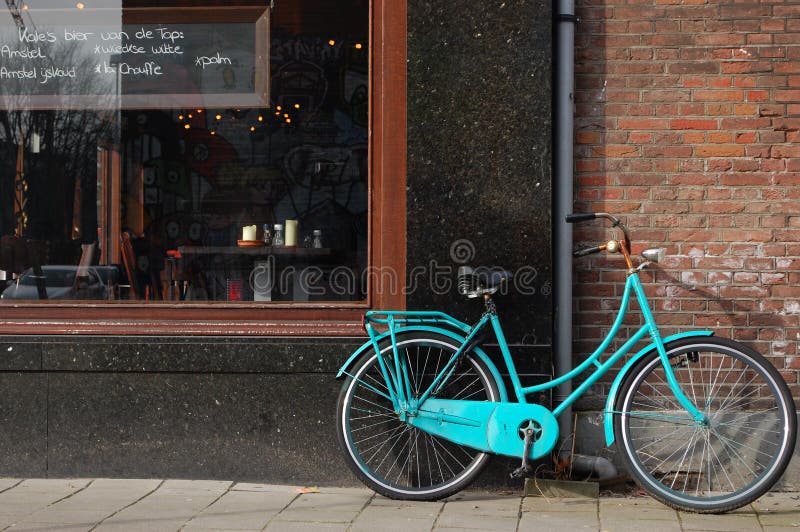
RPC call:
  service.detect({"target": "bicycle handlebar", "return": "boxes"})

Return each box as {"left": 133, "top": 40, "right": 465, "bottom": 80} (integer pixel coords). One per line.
{"left": 566, "top": 212, "right": 632, "bottom": 261}
{"left": 573, "top": 245, "right": 605, "bottom": 257}
{"left": 565, "top": 213, "right": 596, "bottom": 223}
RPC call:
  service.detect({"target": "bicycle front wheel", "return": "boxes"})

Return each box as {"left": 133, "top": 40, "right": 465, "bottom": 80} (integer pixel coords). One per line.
{"left": 336, "top": 332, "right": 500, "bottom": 500}
{"left": 614, "top": 337, "right": 796, "bottom": 513}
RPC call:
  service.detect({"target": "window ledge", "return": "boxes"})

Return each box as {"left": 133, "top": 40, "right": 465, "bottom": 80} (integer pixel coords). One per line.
{"left": 0, "top": 319, "right": 366, "bottom": 336}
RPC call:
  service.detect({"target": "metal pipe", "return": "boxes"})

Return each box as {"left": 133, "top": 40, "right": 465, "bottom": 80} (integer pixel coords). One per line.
{"left": 571, "top": 453, "right": 618, "bottom": 481}
{"left": 554, "top": 0, "right": 576, "bottom": 447}
{"left": 552, "top": 5, "right": 619, "bottom": 480}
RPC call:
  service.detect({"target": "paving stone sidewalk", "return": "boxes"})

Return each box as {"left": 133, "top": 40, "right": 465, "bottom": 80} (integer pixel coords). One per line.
{"left": 0, "top": 478, "right": 799, "bottom": 531}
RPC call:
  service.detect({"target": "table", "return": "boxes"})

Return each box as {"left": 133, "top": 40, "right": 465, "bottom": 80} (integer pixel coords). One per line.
{"left": 176, "top": 245, "right": 333, "bottom": 301}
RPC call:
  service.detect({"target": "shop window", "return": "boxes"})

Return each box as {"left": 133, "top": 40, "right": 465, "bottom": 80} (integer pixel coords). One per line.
{"left": 0, "top": 0, "right": 404, "bottom": 332}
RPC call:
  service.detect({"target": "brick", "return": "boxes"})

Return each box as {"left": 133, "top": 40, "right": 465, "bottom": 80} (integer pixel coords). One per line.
{"left": 706, "top": 103, "right": 733, "bottom": 116}
{"left": 629, "top": 132, "right": 653, "bottom": 143}
{"left": 696, "top": 34, "right": 745, "bottom": 47}
{"left": 719, "top": 3, "right": 772, "bottom": 18}
{"left": 735, "top": 132, "right": 757, "bottom": 144}
{"left": 721, "top": 117, "right": 772, "bottom": 129}
{"left": 776, "top": 90, "right": 800, "bottom": 102}
{"left": 708, "top": 159, "right": 733, "bottom": 172}
{"left": 771, "top": 145, "right": 800, "bottom": 158}
{"left": 694, "top": 145, "right": 746, "bottom": 157}
{"left": 720, "top": 173, "right": 771, "bottom": 186}
{"left": 721, "top": 61, "right": 775, "bottom": 74}
{"left": 745, "top": 90, "right": 770, "bottom": 102}
{"left": 733, "top": 271, "right": 759, "bottom": 284}
{"left": 719, "top": 286, "right": 771, "bottom": 299}
{"left": 591, "top": 145, "right": 640, "bottom": 157}
{"left": 759, "top": 104, "right": 785, "bottom": 117}
{"left": 708, "top": 132, "right": 733, "bottom": 143}
{"left": 692, "top": 89, "right": 745, "bottom": 101}
{"left": 670, "top": 230, "right": 720, "bottom": 242}
{"left": 670, "top": 119, "right": 717, "bottom": 130}
{"left": 576, "top": 131, "right": 602, "bottom": 145}
{"left": 668, "top": 62, "right": 719, "bottom": 75}
{"left": 775, "top": 62, "right": 800, "bottom": 74}
{"left": 731, "top": 159, "right": 760, "bottom": 171}
{"left": 734, "top": 76, "right": 758, "bottom": 88}
{"left": 617, "top": 118, "right": 669, "bottom": 130}
{"left": 761, "top": 19, "right": 785, "bottom": 32}
{"left": 734, "top": 103, "right": 758, "bottom": 115}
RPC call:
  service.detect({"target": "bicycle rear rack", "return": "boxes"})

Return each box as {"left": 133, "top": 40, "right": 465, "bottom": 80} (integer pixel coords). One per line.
{"left": 363, "top": 310, "right": 471, "bottom": 337}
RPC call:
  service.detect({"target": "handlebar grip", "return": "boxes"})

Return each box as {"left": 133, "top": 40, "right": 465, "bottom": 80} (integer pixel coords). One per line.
{"left": 565, "top": 213, "right": 597, "bottom": 223}
{"left": 574, "top": 246, "right": 603, "bottom": 257}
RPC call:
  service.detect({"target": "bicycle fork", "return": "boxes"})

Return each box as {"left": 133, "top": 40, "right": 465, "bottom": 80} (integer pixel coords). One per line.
{"left": 631, "top": 274, "right": 707, "bottom": 425}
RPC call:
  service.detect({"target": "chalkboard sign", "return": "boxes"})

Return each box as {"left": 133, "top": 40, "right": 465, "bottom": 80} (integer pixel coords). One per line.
{"left": 0, "top": 6, "right": 269, "bottom": 110}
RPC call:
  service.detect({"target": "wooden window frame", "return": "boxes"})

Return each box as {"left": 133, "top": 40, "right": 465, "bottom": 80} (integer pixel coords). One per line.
{"left": 0, "top": 0, "right": 406, "bottom": 336}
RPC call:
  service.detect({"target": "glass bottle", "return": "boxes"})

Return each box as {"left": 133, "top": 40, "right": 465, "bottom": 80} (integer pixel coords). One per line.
{"left": 312, "top": 229, "right": 323, "bottom": 249}
{"left": 272, "top": 223, "right": 285, "bottom": 247}
{"left": 262, "top": 224, "right": 272, "bottom": 246}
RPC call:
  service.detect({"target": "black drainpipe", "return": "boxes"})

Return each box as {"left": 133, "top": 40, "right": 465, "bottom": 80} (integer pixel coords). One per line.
{"left": 554, "top": 0, "right": 577, "bottom": 453}
{"left": 553, "top": 0, "right": 618, "bottom": 479}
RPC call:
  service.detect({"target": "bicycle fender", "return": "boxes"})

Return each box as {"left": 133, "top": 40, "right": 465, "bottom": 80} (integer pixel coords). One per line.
{"left": 603, "top": 330, "right": 714, "bottom": 446}
{"left": 335, "top": 325, "right": 509, "bottom": 402}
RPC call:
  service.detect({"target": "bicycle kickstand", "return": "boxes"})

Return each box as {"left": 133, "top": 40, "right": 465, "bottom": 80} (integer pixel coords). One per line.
{"left": 510, "top": 427, "right": 535, "bottom": 479}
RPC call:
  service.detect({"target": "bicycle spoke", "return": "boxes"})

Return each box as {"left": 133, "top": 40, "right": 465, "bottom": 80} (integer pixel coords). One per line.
{"left": 339, "top": 336, "right": 498, "bottom": 498}
{"left": 616, "top": 340, "right": 795, "bottom": 511}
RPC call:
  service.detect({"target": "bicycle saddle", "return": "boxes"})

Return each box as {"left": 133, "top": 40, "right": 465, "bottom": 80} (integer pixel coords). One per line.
{"left": 458, "top": 266, "right": 513, "bottom": 297}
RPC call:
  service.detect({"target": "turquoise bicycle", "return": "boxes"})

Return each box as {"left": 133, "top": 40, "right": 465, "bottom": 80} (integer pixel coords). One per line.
{"left": 335, "top": 213, "right": 797, "bottom": 513}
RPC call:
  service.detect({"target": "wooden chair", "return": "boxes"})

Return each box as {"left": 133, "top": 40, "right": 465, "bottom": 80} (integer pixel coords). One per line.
{"left": 119, "top": 231, "right": 140, "bottom": 300}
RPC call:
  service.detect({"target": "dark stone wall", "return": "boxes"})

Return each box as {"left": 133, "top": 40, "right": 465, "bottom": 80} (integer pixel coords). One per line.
{"left": 0, "top": 336, "right": 359, "bottom": 482}
{"left": 0, "top": 1, "right": 553, "bottom": 482}
{"left": 407, "top": 0, "right": 553, "bottom": 366}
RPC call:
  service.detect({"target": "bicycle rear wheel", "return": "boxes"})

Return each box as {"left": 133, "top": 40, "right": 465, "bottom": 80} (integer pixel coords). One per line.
{"left": 614, "top": 337, "right": 796, "bottom": 513}
{"left": 336, "top": 332, "right": 500, "bottom": 500}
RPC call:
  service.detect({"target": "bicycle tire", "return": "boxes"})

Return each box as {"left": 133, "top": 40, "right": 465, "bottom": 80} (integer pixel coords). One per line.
{"left": 614, "top": 336, "right": 796, "bottom": 513}
{"left": 336, "top": 331, "right": 500, "bottom": 500}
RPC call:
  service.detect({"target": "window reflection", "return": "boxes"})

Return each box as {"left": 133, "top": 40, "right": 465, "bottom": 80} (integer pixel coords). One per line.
{"left": 0, "top": 0, "right": 369, "bottom": 303}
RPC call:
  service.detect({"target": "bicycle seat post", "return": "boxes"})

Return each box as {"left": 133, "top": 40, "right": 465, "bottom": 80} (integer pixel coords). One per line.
{"left": 483, "top": 294, "right": 497, "bottom": 316}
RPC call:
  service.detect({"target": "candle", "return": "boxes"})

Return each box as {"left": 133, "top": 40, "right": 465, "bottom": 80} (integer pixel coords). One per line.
{"left": 242, "top": 224, "right": 257, "bottom": 241}
{"left": 285, "top": 219, "right": 298, "bottom": 247}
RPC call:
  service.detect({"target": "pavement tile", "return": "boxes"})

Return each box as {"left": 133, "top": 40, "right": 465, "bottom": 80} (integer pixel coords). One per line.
{"left": 441, "top": 492, "right": 521, "bottom": 517}
{"left": 600, "top": 498, "right": 677, "bottom": 521}
{"left": 361, "top": 500, "right": 443, "bottom": 517}
{"left": 521, "top": 497, "right": 598, "bottom": 516}
{"left": 350, "top": 505, "right": 440, "bottom": 532}
{"left": 14, "top": 508, "right": 109, "bottom": 524}
{"left": 518, "top": 511, "right": 599, "bottom": 531}
{"left": 160, "top": 480, "right": 233, "bottom": 492}
{"left": 758, "top": 511, "right": 800, "bottom": 527}
{"left": 17, "top": 479, "right": 92, "bottom": 491}
{"left": 286, "top": 492, "right": 372, "bottom": 512}
{"left": 271, "top": 510, "right": 361, "bottom": 524}
{"left": 182, "top": 490, "right": 297, "bottom": 530}
{"left": 434, "top": 513, "right": 518, "bottom": 531}
{"left": 265, "top": 522, "right": 348, "bottom": 531}
{"left": 5, "top": 522, "right": 94, "bottom": 532}
{"left": 679, "top": 511, "right": 763, "bottom": 531}
{"left": 370, "top": 496, "right": 443, "bottom": 509}
{"left": 0, "top": 479, "right": 22, "bottom": 492}
{"left": 94, "top": 518, "right": 189, "bottom": 531}
{"left": 754, "top": 493, "right": 800, "bottom": 513}
{"left": 231, "top": 483, "right": 299, "bottom": 493}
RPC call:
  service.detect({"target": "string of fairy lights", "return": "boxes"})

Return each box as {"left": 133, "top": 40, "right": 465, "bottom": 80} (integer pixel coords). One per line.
{"left": 175, "top": 103, "right": 303, "bottom": 136}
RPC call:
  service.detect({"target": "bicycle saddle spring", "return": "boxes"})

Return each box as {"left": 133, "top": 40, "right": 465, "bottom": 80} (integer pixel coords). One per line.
{"left": 457, "top": 266, "right": 479, "bottom": 297}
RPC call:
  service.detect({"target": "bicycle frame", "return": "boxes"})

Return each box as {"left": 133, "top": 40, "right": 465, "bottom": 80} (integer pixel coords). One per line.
{"left": 344, "top": 270, "right": 710, "bottom": 453}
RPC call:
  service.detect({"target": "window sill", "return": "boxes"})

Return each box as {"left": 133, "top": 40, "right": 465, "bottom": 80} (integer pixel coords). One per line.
{"left": 0, "top": 317, "right": 365, "bottom": 336}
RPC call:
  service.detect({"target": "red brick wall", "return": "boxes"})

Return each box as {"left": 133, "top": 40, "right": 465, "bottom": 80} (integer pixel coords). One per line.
{"left": 573, "top": 1, "right": 800, "bottom": 401}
